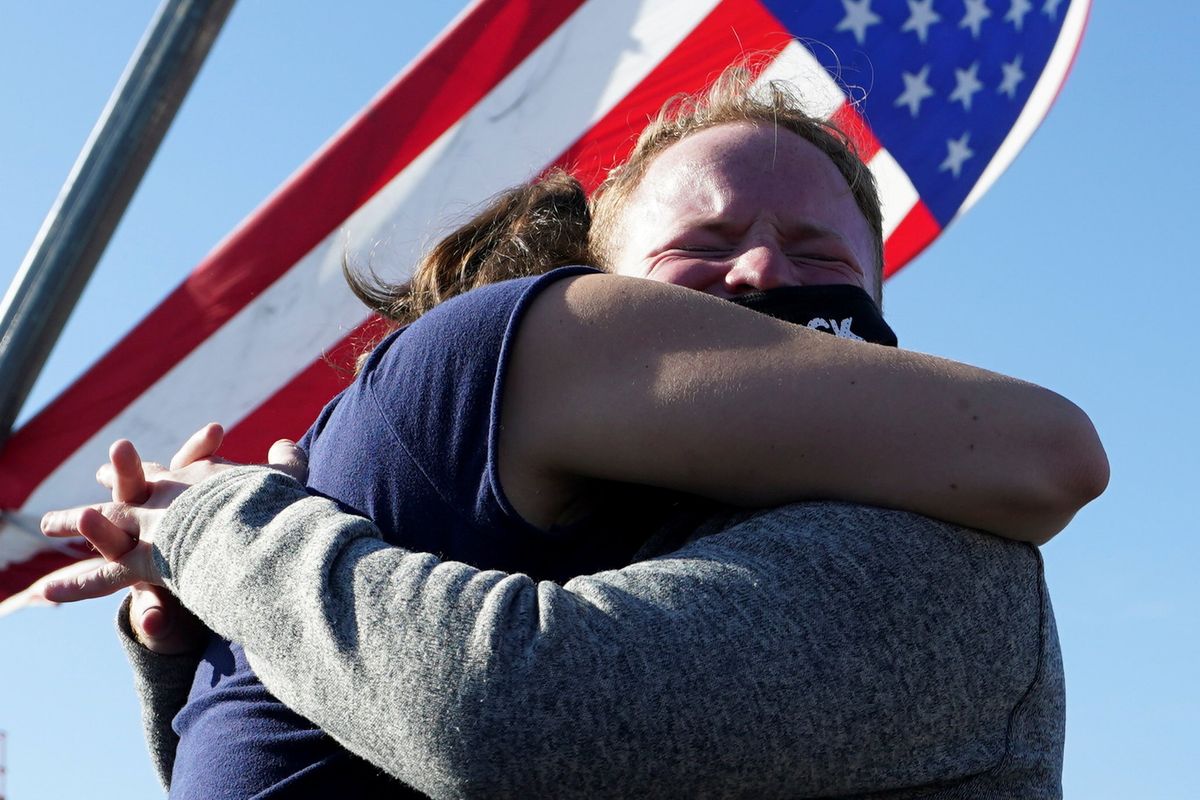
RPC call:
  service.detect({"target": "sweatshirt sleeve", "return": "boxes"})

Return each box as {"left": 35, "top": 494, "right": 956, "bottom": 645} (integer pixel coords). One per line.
{"left": 114, "top": 596, "right": 202, "bottom": 792}
{"left": 151, "top": 466, "right": 1055, "bottom": 800}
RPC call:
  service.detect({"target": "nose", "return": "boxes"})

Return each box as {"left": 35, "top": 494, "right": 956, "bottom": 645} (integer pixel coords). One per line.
{"left": 723, "top": 244, "right": 793, "bottom": 294}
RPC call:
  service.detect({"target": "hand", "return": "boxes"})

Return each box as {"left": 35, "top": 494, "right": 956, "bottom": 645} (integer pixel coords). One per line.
{"left": 113, "top": 424, "right": 226, "bottom": 655}
{"left": 39, "top": 426, "right": 234, "bottom": 651}
{"left": 38, "top": 425, "right": 308, "bottom": 653}
{"left": 112, "top": 427, "right": 309, "bottom": 654}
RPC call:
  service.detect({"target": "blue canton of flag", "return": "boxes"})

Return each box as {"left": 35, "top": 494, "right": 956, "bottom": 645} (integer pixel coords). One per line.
{"left": 762, "top": 0, "right": 1073, "bottom": 224}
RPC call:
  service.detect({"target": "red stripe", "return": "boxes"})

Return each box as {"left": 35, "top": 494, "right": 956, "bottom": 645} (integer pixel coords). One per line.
{"left": 0, "top": 314, "right": 389, "bottom": 602}
{"left": 882, "top": 200, "right": 941, "bottom": 279}
{"left": 218, "top": 316, "right": 390, "bottom": 463}
{"left": 556, "top": 0, "right": 794, "bottom": 192}
{"left": 549, "top": 0, "right": 883, "bottom": 207}
{"left": 1046, "top": 2, "right": 1091, "bottom": 119}
{"left": 0, "top": 0, "right": 588, "bottom": 510}
{"left": 0, "top": 546, "right": 90, "bottom": 604}
{"left": 830, "top": 102, "right": 882, "bottom": 162}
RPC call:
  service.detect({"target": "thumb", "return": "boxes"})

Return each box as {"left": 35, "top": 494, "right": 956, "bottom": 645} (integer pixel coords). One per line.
{"left": 267, "top": 439, "right": 308, "bottom": 483}
{"left": 130, "top": 584, "right": 179, "bottom": 641}
{"left": 170, "top": 423, "right": 225, "bottom": 470}
{"left": 129, "top": 585, "right": 206, "bottom": 656}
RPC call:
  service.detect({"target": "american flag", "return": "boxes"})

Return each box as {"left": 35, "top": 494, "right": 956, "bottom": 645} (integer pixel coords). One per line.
{"left": 0, "top": 0, "right": 1090, "bottom": 610}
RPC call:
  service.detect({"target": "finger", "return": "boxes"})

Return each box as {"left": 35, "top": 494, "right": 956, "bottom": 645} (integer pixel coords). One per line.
{"left": 267, "top": 439, "right": 308, "bottom": 482}
{"left": 2, "top": 557, "right": 108, "bottom": 611}
{"left": 41, "top": 560, "right": 140, "bottom": 603}
{"left": 78, "top": 507, "right": 139, "bottom": 561}
{"left": 171, "top": 423, "right": 225, "bottom": 470}
{"left": 97, "top": 459, "right": 171, "bottom": 492}
{"left": 41, "top": 504, "right": 138, "bottom": 540}
{"left": 108, "top": 439, "right": 148, "bottom": 503}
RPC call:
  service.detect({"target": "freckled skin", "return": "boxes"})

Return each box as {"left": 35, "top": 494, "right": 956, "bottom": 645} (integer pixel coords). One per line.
{"left": 613, "top": 123, "right": 879, "bottom": 301}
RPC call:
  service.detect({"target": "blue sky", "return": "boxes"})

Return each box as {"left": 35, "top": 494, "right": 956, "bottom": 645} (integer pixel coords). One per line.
{"left": 1, "top": 2, "right": 1197, "bottom": 798}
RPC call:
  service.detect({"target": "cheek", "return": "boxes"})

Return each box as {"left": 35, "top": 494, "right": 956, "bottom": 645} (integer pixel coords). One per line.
{"left": 847, "top": 228, "right": 881, "bottom": 298}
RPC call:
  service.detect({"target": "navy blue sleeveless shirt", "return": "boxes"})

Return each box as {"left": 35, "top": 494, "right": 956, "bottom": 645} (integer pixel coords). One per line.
{"left": 168, "top": 266, "right": 679, "bottom": 797}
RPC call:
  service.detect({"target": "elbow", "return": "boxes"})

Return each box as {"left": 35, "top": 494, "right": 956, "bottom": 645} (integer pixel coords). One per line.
{"left": 1069, "top": 427, "right": 1111, "bottom": 508}
{"left": 1052, "top": 405, "right": 1110, "bottom": 512}
{"left": 1025, "top": 407, "right": 1110, "bottom": 545}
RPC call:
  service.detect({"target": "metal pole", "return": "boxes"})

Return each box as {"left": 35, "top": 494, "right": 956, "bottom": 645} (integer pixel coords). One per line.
{"left": 0, "top": 0, "right": 235, "bottom": 449}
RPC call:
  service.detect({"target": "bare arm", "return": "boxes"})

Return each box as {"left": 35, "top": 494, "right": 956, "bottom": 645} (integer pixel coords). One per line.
{"left": 501, "top": 274, "right": 1108, "bottom": 543}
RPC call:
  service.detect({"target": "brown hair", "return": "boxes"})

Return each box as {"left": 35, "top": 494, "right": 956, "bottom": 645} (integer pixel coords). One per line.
{"left": 589, "top": 67, "right": 884, "bottom": 297}
{"left": 344, "top": 168, "right": 591, "bottom": 327}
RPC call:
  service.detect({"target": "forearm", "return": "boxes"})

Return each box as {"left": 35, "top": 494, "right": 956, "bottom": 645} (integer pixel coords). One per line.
{"left": 115, "top": 596, "right": 199, "bottom": 791}
{"left": 153, "top": 466, "right": 1056, "bottom": 799}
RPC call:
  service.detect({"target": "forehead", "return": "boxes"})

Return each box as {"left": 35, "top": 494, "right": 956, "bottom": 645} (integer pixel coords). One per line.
{"left": 632, "top": 122, "right": 863, "bottom": 227}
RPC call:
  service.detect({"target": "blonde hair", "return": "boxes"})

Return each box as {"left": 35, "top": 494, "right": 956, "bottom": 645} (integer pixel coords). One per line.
{"left": 589, "top": 67, "right": 884, "bottom": 296}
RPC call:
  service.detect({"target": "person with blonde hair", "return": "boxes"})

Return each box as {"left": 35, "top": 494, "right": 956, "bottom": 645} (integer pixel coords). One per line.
{"left": 45, "top": 71, "right": 1106, "bottom": 798}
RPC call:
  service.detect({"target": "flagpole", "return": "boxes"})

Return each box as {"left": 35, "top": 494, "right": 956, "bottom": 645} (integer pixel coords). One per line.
{"left": 0, "top": 0, "right": 235, "bottom": 450}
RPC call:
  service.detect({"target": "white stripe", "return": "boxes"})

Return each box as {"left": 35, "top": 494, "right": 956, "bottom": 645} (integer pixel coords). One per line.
{"left": 0, "top": 512, "right": 80, "bottom": 570}
{"left": 754, "top": 40, "right": 846, "bottom": 120}
{"left": 958, "top": 0, "right": 1090, "bottom": 216}
{"left": 754, "top": 42, "right": 918, "bottom": 242}
{"left": 6, "top": 0, "right": 723, "bottom": 533}
{"left": 869, "top": 148, "right": 920, "bottom": 240}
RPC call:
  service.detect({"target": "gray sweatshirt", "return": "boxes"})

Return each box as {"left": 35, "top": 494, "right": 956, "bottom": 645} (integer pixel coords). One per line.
{"left": 120, "top": 466, "right": 1063, "bottom": 798}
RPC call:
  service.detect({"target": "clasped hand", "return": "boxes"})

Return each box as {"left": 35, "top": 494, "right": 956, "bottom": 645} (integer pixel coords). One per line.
{"left": 36, "top": 423, "right": 305, "bottom": 653}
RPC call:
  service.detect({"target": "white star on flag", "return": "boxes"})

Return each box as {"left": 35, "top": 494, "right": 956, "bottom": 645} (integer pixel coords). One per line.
{"left": 960, "top": 0, "right": 992, "bottom": 39}
{"left": 998, "top": 54, "right": 1025, "bottom": 98}
{"left": 1043, "top": 0, "right": 1065, "bottom": 19}
{"left": 940, "top": 132, "right": 975, "bottom": 177}
{"left": 901, "top": 0, "right": 942, "bottom": 44}
{"left": 836, "top": 0, "right": 882, "bottom": 45}
{"left": 895, "top": 64, "right": 936, "bottom": 116}
{"left": 1005, "top": 0, "right": 1033, "bottom": 30}
{"left": 949, "top": 61, "right": 984, "bottom": 110}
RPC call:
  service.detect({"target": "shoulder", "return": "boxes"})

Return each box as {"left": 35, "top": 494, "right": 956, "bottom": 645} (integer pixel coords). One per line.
{"left": 412, "top": 265, "right": 601, "bottom": 334}
{"left": 356, "top": 265, "right": 601, "bottom": 391}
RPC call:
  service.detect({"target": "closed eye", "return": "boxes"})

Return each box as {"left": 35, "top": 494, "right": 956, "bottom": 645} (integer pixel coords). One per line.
{"left": 789, "top": 253, "right": 841, "bottom": 262}
{"left": 668, "top": 246, "right": 730, "bottom": 256}
{"left": 788, "top": 253, "right": 852, "bottom": 266}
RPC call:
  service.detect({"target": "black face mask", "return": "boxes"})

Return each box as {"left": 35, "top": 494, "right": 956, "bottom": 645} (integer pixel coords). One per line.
{"left": 727, "top": 284, "right": 898, "bottom": 347}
